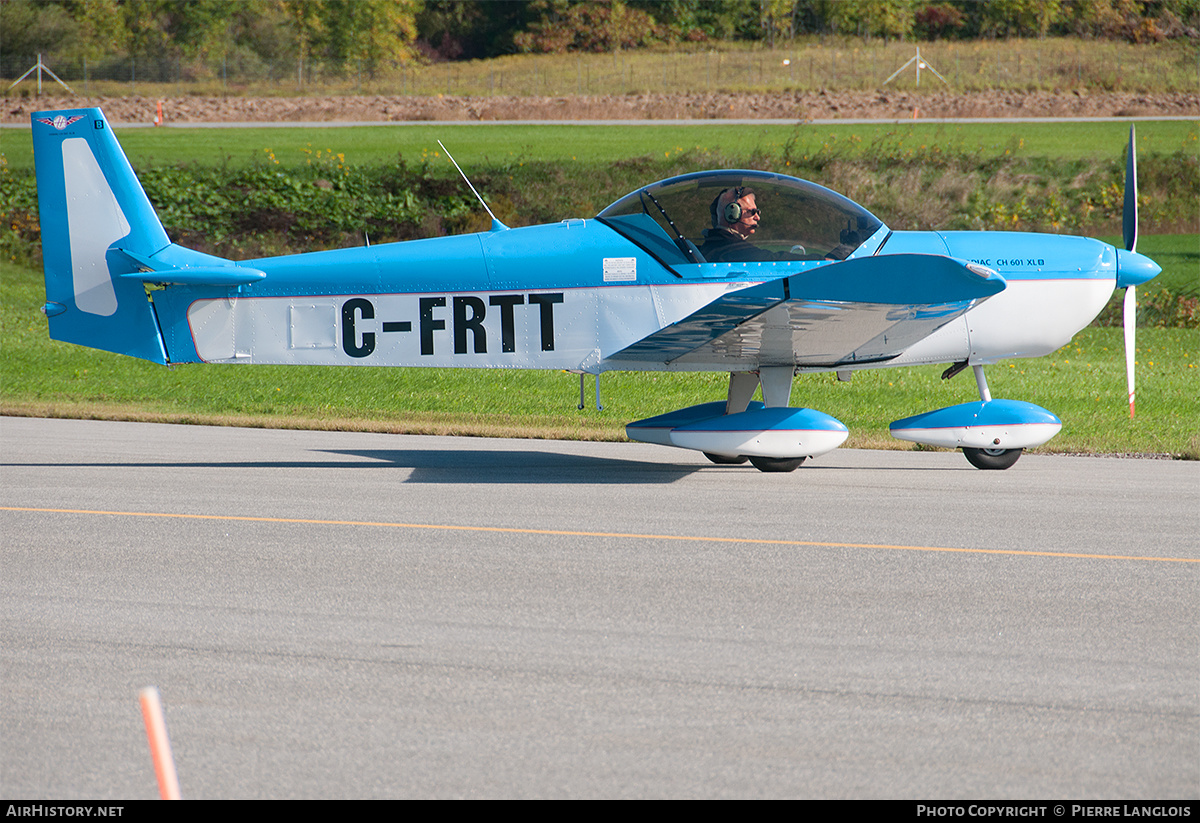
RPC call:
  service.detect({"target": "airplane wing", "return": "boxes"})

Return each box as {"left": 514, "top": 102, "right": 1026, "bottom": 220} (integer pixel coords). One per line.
{"left": 605, "top": 254, "right": 1004, "bottom": 369}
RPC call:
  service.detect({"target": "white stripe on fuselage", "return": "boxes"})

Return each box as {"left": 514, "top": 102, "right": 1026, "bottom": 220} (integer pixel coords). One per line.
{"left": 186, "top": 282, "right": 739, "bottom": 369}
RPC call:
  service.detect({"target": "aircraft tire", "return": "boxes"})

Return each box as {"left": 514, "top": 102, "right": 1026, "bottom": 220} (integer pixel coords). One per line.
{"left": 704, "top": 452, "right": 749, "bottom": 465}
{"left": 748, "top": 455, "right": 806, "bottom": 473}
{"left": 962, "top": 447, "right": 1022, "bottom": 470}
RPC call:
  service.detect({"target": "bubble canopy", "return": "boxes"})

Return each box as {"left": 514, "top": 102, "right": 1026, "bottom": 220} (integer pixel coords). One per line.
{"left": 596, "top": 169, "right": 886, "bottom": 267}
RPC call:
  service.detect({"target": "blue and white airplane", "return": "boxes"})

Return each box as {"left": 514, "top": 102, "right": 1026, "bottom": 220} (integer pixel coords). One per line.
{"left": 31, "top": 108, "right": 1161, "bottom": 471}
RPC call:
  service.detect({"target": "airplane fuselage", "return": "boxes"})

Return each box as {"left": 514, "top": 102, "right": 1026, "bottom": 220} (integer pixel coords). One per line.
{"left": 155, "top": 221, "right": 1124, "bottom": 375}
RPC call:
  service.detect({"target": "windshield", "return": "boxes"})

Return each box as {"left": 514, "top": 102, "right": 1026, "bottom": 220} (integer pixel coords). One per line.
{"left": 597, "top": 170, "right": 884, "bottom": 264}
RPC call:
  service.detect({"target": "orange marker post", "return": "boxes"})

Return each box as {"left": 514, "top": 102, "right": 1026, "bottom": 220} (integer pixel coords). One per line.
{"left": 139, "top": 686, "right": 181, "bottom": 800}
{"left": 155, "top": 100, "right": 163, "bottom": 126}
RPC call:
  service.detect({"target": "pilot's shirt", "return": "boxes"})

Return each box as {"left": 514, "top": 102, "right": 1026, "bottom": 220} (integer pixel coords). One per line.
{"left": 697, "top": 228, "right": 784, "bottom": 263}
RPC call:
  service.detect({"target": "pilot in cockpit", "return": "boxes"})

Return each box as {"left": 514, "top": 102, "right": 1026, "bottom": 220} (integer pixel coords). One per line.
{"left": 698, "top": 185, "right": 860, "bottom": 263}
{"left": 698, "top": 187, "right": 777, "bottom": 263}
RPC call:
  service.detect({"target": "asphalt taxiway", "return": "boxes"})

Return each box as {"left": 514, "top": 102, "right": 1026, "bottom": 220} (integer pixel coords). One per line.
{"left": 2, "top": 417, "right": 1196, "bottom": 798}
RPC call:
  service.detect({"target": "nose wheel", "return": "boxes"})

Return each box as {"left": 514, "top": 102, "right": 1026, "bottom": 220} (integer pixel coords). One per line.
{"left": 961, "top": 365, "right": 1021, "bottom": 470}
{"left": 962, "top": 447, "right": 1022, "bottom": 470}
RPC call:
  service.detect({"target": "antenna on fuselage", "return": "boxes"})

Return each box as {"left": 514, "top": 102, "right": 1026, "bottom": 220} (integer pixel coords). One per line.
{"left": 437, "top": 140, "right": 508, "bottom": 231}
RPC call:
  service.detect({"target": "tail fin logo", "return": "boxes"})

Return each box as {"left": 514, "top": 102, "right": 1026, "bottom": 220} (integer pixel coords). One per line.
{"left": 37, "top": 115, "right": 85, "bottom": 130}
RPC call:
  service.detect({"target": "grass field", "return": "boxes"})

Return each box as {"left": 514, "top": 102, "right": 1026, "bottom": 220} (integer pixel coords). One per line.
{"left": 3, "top": 119, "right": 1198, "bottom": 171}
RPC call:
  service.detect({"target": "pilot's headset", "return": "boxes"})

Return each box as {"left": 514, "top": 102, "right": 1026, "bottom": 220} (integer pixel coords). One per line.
{"left": 710, "top": 186, "right": 746, "bottom": 228}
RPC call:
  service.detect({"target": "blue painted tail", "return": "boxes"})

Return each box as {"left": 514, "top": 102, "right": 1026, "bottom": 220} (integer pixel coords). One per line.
{"left": 31, "top": 108, "right": 230, "bottom": 363}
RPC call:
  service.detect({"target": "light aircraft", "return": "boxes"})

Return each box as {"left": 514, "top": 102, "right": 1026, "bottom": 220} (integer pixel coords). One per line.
{"left": 31, "top": 108, "right": 1160, "bottom": 471}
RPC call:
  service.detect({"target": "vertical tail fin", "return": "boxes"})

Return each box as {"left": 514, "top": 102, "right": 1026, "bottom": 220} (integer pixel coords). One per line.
{"left": 32, "top": 108, "right": 170, "bottom": 363}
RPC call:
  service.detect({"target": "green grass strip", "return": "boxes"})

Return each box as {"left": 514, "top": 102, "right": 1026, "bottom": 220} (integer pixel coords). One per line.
{"left": 3, "top": 120, "right": 1197, "bottom": 171}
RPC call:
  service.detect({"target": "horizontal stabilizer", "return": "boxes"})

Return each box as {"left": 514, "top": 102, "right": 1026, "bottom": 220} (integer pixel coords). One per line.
{"left": 118, "top": 268, "right": 265, "bottom": 287}
{"left": 115, "top": 248, "right": 264, "bottom": 286}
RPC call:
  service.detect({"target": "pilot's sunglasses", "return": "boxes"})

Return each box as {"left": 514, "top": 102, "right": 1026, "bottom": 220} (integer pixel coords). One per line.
{"left": 742, "top": 208, "right": 761, "bottom": 217}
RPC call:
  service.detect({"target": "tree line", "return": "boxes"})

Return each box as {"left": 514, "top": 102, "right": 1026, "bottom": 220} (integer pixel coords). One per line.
{"left": 3, "top": 0, "right": 1196, "bottom": 82}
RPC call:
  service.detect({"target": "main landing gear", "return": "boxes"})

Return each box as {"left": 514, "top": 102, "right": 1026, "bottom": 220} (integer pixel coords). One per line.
{"left": 625, "top": 370, "right": 849, "bottom": 473}
{"left": 703, "top": 452, "right": 748, "bottom": 465}
{"left": 703, "top": 452, "right": 806, "bottom": 472}
{"left": 719, "top": 368, "right": 808, "bottom": 473}
{"left": 696, "top": 369, "right": 825, "bottom": 473}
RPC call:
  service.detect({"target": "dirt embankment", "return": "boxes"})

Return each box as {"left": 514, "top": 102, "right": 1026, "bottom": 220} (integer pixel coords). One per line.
{"left": 5, "top": 90, "right": 1197, "bottom": 124}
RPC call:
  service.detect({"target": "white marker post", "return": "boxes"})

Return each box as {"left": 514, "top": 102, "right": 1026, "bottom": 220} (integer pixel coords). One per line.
{"left": 138, "top": 686, "right": 181, "bottom": 800}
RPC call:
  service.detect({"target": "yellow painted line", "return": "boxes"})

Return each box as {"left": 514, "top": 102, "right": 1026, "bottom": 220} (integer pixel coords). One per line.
{"left": 2, "top": 506, "right": 1196, "bottom": 564}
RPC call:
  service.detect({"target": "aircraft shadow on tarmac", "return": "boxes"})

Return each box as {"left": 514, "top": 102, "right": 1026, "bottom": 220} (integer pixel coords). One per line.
{"left": 2, "top": 448, "right": 717, "bottom": 484}
{"left": 320, "top": 446, "right": 977, "bottom": 478}
{"left": 4, "top": 446, "right": 962, "bottom": 482}
{"left": 316, "top": 448, "right": 705, "bottom": 484}
{"left": 317, "top": 448, "right": 968, "bottom": 481}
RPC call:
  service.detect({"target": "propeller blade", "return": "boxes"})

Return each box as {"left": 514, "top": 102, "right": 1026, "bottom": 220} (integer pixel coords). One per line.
{"left": 1123, "top": 285, "right": 1137, "bottom": 418}
{"left": 1122, "top": 124, "right": 1138, "bottom": 417}
{"left": 1123, "top": 124, "right": 1138, "bottom": 254}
